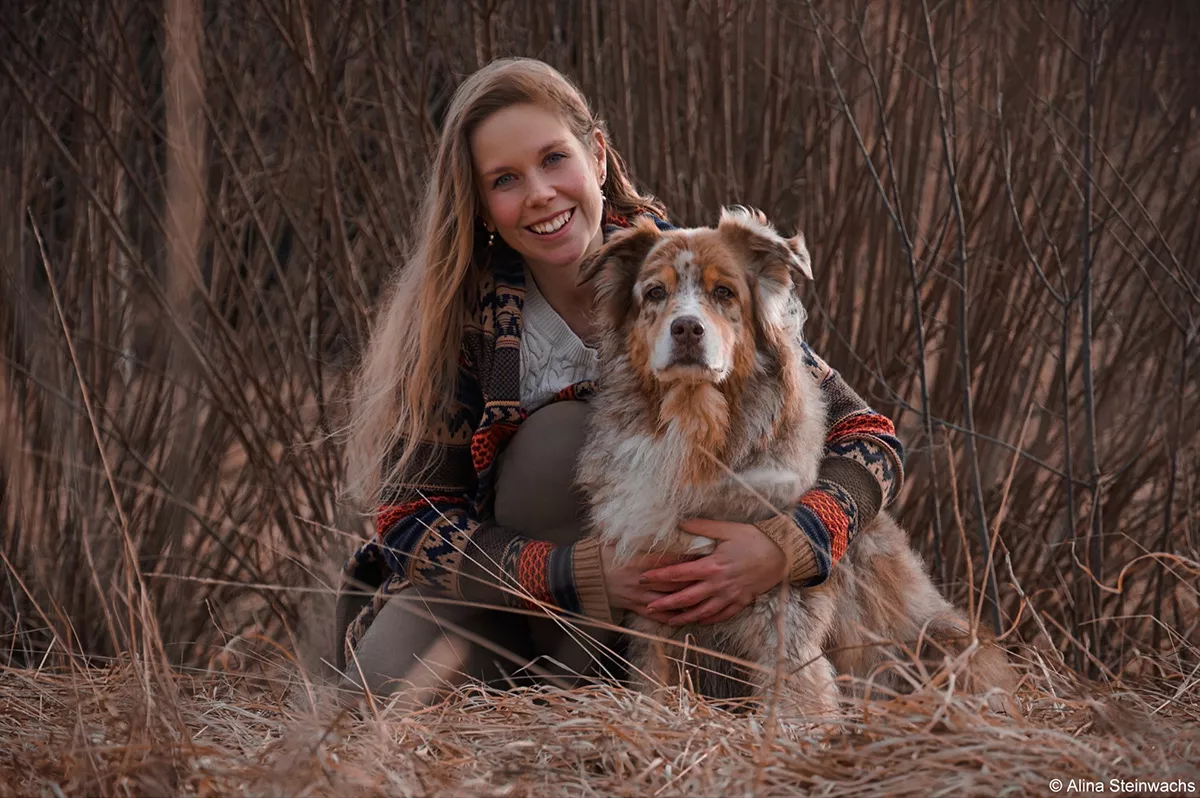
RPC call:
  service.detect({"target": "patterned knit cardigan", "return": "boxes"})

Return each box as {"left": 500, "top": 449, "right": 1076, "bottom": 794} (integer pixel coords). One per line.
{"left": 339, "top": 215, "right": 905, "bottom": 661}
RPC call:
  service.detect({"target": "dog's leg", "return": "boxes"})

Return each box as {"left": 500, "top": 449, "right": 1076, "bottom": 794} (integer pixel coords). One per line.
{"left": 829, "top": 515, "right": 1021, "bottom": 715}
{"left": 908, "top": 610, "right": 1021, "bottom": 716}
{"left": 747, "top": 593, "right": 841, "bottom": 727}
{"left": 755, "top": 643, "right": 840, "bottom": 726}
{"left": 624, "top": 616, "right": 679, "bottom": 697}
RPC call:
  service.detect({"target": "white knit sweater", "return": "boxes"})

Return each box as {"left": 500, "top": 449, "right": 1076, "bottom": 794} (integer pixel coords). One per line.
{"left": 519, "top": 269, "right": 601, "bottom": 412}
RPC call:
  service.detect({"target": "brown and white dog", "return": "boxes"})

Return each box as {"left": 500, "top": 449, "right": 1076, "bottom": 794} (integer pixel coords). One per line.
{"left": 576, "top": 208, "right": 1018, "bottom": 720}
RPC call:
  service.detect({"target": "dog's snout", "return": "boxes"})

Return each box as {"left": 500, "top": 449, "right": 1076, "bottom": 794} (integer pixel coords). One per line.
{"left": 670, "top": 316, "right": 705, "bottom": 343}
{"left": 666, "top": 315, "right": 709, "bottom": 368}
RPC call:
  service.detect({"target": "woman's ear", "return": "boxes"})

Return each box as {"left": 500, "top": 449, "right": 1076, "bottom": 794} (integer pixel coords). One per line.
{"left": 477, "top": 210, "right": 494, "bottom": 232}
{"left": 591, "top": 128, "right": 608, "bottom": 183}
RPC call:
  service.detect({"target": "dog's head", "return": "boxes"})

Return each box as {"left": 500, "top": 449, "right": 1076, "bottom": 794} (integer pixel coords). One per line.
{"left": 579, "top": 207, "right": 812, "bottom": 386}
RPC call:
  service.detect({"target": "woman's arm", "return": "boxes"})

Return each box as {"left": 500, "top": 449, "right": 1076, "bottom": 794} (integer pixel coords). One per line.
{"left": 752, "top": 342, "right": 904, "bottom": 585}
{"left": 377, "top": 474, "right": 612, "bottom": 625}
{"left": 372, "top": 365, "right": 612, "bottom": 622}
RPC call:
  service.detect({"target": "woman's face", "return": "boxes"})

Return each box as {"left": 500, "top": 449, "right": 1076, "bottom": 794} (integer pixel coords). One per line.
{"left": 471, "top": 103, "right": 607, "bottom": 277}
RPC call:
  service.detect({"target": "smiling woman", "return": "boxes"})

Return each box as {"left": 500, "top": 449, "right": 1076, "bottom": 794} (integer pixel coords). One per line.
{"left": 471, "top": 103, "right": 609, "bottom": 342}
{"left": 338, "top": 58, "right": 675, "bottom": 698}
{"left": 336, "top": 58, "right": 906, "bottom": 704}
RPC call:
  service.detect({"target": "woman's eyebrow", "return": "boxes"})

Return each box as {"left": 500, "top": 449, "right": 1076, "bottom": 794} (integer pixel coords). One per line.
{"left": 480, "top": 139, "right": 571, "bottom": 179}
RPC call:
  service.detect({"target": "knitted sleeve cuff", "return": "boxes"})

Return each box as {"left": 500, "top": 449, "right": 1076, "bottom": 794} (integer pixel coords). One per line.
{"left": 754, "top": 474, "right": 868, "bottom": 587}
{"left": 570, "top": 536, "right": 613, "bottom": 623}
{"left": 458, "top": 525, "right": 611, "bottom": 621}
{"left": 754, "top": 513, "right": 822, "bottom": 585}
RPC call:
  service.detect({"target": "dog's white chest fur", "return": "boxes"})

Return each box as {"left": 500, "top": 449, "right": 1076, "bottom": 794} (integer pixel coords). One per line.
{"left": 587, "top": 431, "right": 680, "bottom": 547}
{"left": 582, "top": 374, "right": 825, "bottom": 561}
{"left": 585, "top": 426, "right": 710, "bottom": 557}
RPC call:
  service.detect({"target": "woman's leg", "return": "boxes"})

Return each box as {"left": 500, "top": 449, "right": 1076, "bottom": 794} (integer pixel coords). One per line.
{"left": 346, "top": 399, "right": 608, "bottom": 698}
{"left": 493, "top": 400, "right": 620, "bottom": 680}
{"left": 493, "top": 400, "right": 592, "bottom": 535}
{"left": 349, "top": 589, "right": 533, "bottom": 700}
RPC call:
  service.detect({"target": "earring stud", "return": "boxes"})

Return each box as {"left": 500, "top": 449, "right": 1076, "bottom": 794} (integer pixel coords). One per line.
{"left": 488, "top": 229, "right": 495, "bottom": 247}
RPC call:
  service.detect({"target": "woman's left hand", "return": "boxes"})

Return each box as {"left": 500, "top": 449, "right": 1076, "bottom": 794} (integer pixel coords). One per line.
{"left": 640, "top": 519, "right": 787, "bottom": 626}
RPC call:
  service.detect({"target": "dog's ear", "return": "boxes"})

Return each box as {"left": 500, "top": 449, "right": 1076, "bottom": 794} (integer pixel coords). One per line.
{"left": 578, "top": 216, "right": 663, "bottom": 326}
{"left": 718, "top": 206, "right": 812, "bottom": 289}
{"left": 715, "top": 205, "right": 811, "bottom": 333}
{"left": 783, "top": 232, "right": 813, "bottom": 282}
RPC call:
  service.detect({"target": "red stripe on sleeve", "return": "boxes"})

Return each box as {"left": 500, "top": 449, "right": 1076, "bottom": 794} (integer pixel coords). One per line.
{"left": 827, "top": 413, "right": 896, "bottom": 443}
{"left": 375, "top": 496, "right": 467, "bottom": 538}
{"left": 800, "top": 490, "right": 852, "bottom": 562}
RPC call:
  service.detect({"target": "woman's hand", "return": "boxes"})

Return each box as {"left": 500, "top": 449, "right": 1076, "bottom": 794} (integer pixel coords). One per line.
{"left": 640, "top": 519, "right": 787, "bottom": 626}
{"left": 599, "top": 544, "right": 681, "bottom": 624}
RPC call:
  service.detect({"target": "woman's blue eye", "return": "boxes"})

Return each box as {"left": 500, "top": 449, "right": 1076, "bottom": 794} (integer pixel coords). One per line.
{"left": 492, "top": 153, "right": 565, "bottom": 188}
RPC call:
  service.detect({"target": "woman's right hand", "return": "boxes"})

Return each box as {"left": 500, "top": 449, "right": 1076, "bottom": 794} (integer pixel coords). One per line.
{"left": 599, "top": 543, "right": 685, "bottom": 623}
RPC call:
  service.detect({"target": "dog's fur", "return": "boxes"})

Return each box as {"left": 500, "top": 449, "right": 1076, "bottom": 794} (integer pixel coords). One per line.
{"left": 577, "top": 208, "right": 1018, "bottom": 720}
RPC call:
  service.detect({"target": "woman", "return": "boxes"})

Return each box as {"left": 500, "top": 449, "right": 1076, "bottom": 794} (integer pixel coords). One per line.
{"left": 337, "top": 58, "right": 904, "bottom": 697}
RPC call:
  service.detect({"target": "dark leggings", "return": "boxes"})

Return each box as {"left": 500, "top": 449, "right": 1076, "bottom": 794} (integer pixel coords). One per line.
{"left": 345, "top": 401, "right": 617, "bottom": 697}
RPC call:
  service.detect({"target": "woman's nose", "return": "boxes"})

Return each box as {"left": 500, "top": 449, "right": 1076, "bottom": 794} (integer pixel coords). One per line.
{"left": 525, "top": 174, "right": 556, "bottom": 205}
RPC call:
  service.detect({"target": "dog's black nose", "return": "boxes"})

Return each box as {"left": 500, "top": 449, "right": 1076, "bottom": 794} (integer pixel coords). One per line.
{"left": 670, "top": 316, "right": 705, "bottom": 342}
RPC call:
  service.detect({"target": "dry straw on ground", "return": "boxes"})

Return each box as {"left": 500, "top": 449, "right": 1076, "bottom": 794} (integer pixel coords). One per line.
{"left": 1, "top": 656, "right": 1198, "bottom": 796}
{"left": 1, "top": 0, "right": 1198, "bottom": 795}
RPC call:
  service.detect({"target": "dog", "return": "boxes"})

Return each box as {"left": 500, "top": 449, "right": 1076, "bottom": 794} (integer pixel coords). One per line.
{"left": 576, "top": 208, "right": 1018, "bottom": 720}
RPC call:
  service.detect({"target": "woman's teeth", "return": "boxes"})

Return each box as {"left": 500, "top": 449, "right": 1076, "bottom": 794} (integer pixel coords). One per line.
{"left": 529, "top": 209, "right": 573, "bottom": 234}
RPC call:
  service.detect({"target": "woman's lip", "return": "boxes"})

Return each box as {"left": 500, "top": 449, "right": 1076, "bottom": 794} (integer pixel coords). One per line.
{"left": 525, "top": 208, "right": 575, "bottom": 239}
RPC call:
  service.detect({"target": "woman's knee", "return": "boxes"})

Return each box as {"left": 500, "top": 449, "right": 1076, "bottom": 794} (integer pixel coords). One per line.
{"left": 347, "top": 591, "right": 536, "bottom": 696}
{"left": 493, "top": 400, "right": 591, "bottom": 539}
{"left": 347, "top": 593, "right": 448, "bottom": 695}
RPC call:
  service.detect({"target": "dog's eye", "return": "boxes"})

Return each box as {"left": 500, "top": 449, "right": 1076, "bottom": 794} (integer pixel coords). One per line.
{"left": 713, "top": 286, "right": 736, "bottom": 301}
{"left": 645, "top": 286, "right": 667, "bottom": 302}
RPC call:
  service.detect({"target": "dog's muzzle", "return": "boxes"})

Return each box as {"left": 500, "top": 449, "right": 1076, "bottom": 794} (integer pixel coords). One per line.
{"left": 668, "top": 315, "right": 707, "bottom": 366}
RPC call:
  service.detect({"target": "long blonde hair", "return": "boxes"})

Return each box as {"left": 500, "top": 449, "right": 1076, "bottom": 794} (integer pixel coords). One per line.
{"left": 345, "top": 58, "right": 665, "bottom": 508}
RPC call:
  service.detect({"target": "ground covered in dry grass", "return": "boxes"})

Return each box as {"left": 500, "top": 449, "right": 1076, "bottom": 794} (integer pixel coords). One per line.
{"left": 2, "top": 656, "right": 1197, "bottom": 797}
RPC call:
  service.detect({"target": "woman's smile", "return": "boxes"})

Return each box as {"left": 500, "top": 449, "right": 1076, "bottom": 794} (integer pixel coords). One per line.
{"left": 526, "top": 207, "right": 575, "bottom": 237}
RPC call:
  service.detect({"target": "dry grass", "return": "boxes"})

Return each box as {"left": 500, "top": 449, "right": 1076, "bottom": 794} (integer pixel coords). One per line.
{"left": 1, "top": 658, "right": 1198, "bottom": 796}
{"left": 2, "top": 0, "right": 1199, "bottom": 794}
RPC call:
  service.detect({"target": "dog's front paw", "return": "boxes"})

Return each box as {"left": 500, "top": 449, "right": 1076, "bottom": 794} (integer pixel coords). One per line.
{"left": 682, "top": 534, "right": 717, "bottom": 557}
